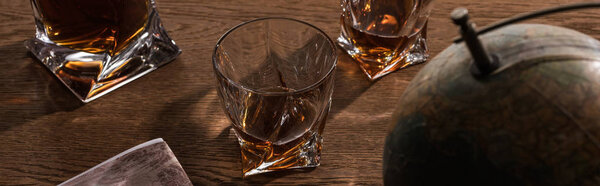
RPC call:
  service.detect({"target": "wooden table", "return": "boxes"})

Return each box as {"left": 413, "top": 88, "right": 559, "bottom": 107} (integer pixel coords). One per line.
{"left": 1, "top": 0, "right": 599, "bottom": 185}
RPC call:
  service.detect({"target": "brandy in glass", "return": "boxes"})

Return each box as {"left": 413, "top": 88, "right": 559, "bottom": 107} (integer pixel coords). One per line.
{"left": 213, "top": 18, "right": 337, "bottom": 177}
{"left": 338, "top": 0, "right": 433, "bottom": 80}
{"left": 25, "top": 0, "right": 181, "bottom": 102}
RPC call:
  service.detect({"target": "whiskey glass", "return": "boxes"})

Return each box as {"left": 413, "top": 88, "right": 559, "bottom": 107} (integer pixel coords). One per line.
{"left": 338, "top": 0, "right": 434, "bottom": 80}
{"left": 25, "top": 0, "right": 181, "bottom": 102}
{"left": 213, "top": 18, "right": 337, "bottom": 177}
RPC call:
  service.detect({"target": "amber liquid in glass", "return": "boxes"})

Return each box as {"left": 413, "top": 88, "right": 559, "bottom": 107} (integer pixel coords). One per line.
{"left": 224, "top": 84, "right": 329, "bottom": 175}
{"left": 32, "top": 0, "right": 149, "bottom": 55}
{"left": 31, "top": 0, "right": 150, "bottom": 97}
{"left": 340, "top": 0, "right": 428, "bottom": 78}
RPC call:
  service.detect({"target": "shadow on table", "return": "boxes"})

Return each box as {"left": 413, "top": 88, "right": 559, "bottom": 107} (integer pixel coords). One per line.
{"left": 329, "top": 49, "right": 375, "bottom": 117}
{"left": 0, "top": 42, "right": 83, "bottom": 132}
{"left": 147, "top": 82, "right": 213, "bottom": 149}
{"left": 146, "top": 85, "right": 240, "bottom": 185}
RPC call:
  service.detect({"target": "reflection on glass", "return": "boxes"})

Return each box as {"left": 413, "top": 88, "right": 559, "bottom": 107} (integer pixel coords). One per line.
{"left": 338, "top": 0, "right": 434, "bottom": 80}
{"left": 26, "top": 0, "right": 181, "bottom": 102}
{"left": 213, "top": 18, "right": 337, "bottom": 177}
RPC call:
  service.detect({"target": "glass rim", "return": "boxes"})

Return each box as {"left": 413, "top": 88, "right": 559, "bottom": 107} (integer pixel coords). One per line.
{"left": 212, "top": 17, "right": 337, "bottom": 96}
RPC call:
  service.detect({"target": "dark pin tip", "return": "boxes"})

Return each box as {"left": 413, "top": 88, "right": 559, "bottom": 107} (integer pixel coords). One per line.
{"left": 451, "top": 8, "right": 469, "bottom": 25}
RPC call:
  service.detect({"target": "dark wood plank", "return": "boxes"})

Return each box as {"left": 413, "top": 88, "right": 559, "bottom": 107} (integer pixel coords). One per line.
{"left": 1, "top": 0, "right": 599, "bottom": 185}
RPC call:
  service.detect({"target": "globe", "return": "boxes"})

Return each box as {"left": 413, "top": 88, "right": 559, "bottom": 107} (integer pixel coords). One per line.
{"left": 384, "top": 24, "right": 600, "bottom": 186}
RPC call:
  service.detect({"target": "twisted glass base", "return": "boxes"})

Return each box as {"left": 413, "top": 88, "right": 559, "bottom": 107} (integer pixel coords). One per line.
{"left": 235, "top": 129, "right": 323, "bottom": 177}
{"left": 337, "top": 30, "right": 428, "bottom": 80}
{"left": 233, "top": 105, "right": 329, "bottom": 178}
{"left": 25, "top": 9, "right": 180, "bottom": 102}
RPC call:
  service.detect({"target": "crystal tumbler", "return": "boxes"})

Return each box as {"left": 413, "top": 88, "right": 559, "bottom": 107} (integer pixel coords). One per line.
{"left": 338, "top": 0, "right": 434, "bottom": 80}
{"left": 25, "top": 0, "right": 181, "bottom": 102}
{"left": 213, "top": 18, "right": 337, "bottom": 177}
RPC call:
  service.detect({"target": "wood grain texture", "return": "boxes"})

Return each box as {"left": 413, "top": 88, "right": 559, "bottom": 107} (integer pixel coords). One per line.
{"left": 1, "top": 0, "right": 599, "bottom": 185}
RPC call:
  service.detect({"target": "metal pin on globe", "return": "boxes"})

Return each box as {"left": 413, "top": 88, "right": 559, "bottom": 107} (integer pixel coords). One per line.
{"left": 451, "top": 8, "right": 498, "bottom": 77}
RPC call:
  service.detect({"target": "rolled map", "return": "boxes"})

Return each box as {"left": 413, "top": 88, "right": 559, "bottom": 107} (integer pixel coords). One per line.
{"left": 59, "top": 138, "right": 192, "bottom": 186}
